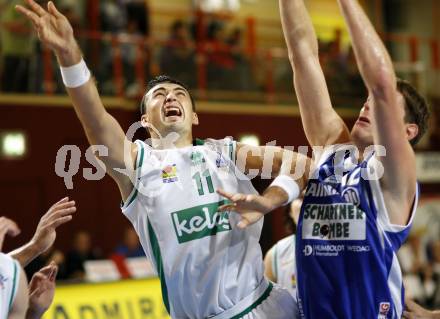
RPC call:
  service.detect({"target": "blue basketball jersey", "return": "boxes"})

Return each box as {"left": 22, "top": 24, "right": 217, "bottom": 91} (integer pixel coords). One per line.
{"left": 296, "top": 145, "right": 419, "bottom": 319}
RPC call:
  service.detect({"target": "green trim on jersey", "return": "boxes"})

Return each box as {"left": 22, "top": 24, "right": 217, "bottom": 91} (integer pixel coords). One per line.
{"left": 123, "top": 142, "right": 145, "bottom": 208}
{"left": 8, "top": 260, "right": 18, "bottom": 311}
{"left": 229, "top": 282, "right": 273, "bottom": 319}
{"left": 195, "top": 138, "right": 205, "bottom": 146}
{"left": 147, "top": 219, "right": 170, "bottom": 314}
{"left": 228, "top": 141, "right": 234, "bottom": 162}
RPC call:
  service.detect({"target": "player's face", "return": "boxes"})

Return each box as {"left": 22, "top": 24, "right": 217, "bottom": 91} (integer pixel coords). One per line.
{"left": 350, "top": 93, "right": 407, "bottom": 147}
{"left": 350, "top": 97, "right": 374, "bottom": 147}
{"left": 141, "top": 83, "right": 198, "bottom": 138}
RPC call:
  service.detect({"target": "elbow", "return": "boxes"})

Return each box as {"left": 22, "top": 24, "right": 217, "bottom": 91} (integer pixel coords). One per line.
{"left": 364, "top": 65, "right": 396, "bottom": 100}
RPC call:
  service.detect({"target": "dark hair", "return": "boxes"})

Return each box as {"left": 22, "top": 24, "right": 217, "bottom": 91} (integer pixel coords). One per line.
{"left": 397, "top": 78, "right": 430, "bottom": 146}
{"left": 140, "top": 75, "right": 196, "bottom": 115}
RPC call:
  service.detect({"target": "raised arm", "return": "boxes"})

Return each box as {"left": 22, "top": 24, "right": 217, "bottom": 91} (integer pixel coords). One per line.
{"left": 9, "top": 198, "right": 75, "bottom": 267}
{"left": 337, "top": 0, "right": 417, "bottom": 225}
{"left": 16, "top": 0, "right": 137, "bottom": 201}
{"left": 279, "top": 0, "right": 350, "bottom": 146}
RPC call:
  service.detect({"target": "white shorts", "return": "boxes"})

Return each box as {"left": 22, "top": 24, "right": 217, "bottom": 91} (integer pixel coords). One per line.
{"left": 242, "top": 283, "right": 299, "bottom": 319}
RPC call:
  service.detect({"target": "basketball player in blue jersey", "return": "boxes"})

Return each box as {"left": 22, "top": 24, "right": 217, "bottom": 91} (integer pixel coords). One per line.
{"left": 219, "top": 0, "right": 429, "bottom": 318}
{"left": 276, "top": 0, "right": 430, "bottom": 318}
{"left": 16, "top": 1, "right": 312, "bottom": 317}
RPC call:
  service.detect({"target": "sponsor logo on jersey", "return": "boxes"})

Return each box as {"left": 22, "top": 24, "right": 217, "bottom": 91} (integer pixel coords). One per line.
{"left": 302, "top": 203, "right": 366, "bottom": 241}
{"left": 171, "top": 200, "right": 231, "bottom": 243}
{"left": 216, "top": 151, "right": 228, "bottom": 168}
{"left": 162, "top": 164, "right": 178, "bottom": 183}
{"left": 190, "top": 151, "right": 205, "bottom": 166}
{"left": 303, "top": 244, "right": 345, "bottom": 257}
{"left": 378, "top": 302, "right": 390, "bottom": 319}
{"left": 303, "top": 245, "right": 313, "bottom": 256}
{"left": 347, "top": 245, "right": 371, "bottom": 252}
{"left": 305, "top": 182, "right": 339, "bottom": 197}
{"left": 342, "top": 187, "right": 361, "bottom": 206}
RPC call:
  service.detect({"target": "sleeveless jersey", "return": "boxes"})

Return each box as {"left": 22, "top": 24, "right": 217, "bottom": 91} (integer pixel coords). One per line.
{"left": 272, "top": 235, "right": 297, "bottom": 297}
{"left": 121, "top": 138, "right": 269, "bottom": 319}
{"left": 0, "top": 253, "right": 20, "bottom": 319}
{"left": 296, "top": 145, "right": 418, "bottom": 319}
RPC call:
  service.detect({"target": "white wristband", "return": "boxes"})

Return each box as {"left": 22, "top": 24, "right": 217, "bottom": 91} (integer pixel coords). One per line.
{"left": 270, "top": 175, "right": 300, "bottom": 205}
{"left": 60, "top": 59, "right": 91, "bottom": 88}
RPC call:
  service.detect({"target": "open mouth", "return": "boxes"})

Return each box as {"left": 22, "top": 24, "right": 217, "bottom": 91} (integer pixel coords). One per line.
{"left": 163, "top": 105, "right": 183, "bottom": 120}
{"left": 357, "top": 116, "right": 370, "bottom": 124}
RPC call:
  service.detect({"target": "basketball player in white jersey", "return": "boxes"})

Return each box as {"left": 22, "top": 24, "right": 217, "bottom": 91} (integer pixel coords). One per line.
{"left": 0, "top": 197, "right": 75, "bottom": 318}
{"left": 1, "top": 252, "right": 58, "bottom": 319}
{"left": 16, "top": 1, "right": 311, "bottom": 317}
{"left": 264, "top": 197, "right": 301, "bottom": 297}
{"left": 0, "top": 216, "right": 60, "bottom": 319}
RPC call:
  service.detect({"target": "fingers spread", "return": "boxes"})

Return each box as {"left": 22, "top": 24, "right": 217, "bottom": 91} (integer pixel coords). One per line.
{"left": 50, "top": 202, "right": 76, "bottom": 215}
{"left": 47, "top": 1, "right": 63, "bottom": 18}
{"left": 52, "top": 197, "right": 69, "bottom": 207}
{"left": 15, "top": 5, "right": 41, "bottom": 27}
{"left": 26, "top": 0, "right": 47, "bottom": 17}
{"left": 217, "top": 189, "right": 234, "bottom": 200}
{"left": 47, "top": 215, "right": 73, "bottom": 229}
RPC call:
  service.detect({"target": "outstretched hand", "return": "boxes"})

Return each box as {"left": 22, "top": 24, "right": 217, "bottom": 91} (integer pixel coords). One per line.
{"left": 16, "top": 0, "right": 75, "bottom": 55}
{"left": 27, "top": 262, "right": 58, "bottom": 318}
{"left": 0, "top": 217, "right": 20, "bottom": 251}
{"left": 217, "top": 189, "right": 272, "bottom": 229}
{"left": 30, "top": 197, "right": 76, "bottom": 256}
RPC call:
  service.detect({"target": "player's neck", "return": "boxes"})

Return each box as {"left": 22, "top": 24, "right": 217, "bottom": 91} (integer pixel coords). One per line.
{"left": 150, "top": 132, "right": 193, "bottom": 149}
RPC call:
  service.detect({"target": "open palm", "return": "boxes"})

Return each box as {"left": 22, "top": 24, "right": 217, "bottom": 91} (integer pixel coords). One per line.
{"left": 217, "top": 189, "right": 271, "bottom": 229}
{"left": 16, "top": 0, "right": 74, "bottom": 54}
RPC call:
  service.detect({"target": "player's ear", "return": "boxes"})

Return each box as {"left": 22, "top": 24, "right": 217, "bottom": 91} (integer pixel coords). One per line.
{"left": 406, "top": 123, "right": 418, "bottom": 143}
{"left": 141, "top": 114, "right": 150, "bottom": 128}
{"left": 192, "top": 113, "right": 199, "bottom": 126}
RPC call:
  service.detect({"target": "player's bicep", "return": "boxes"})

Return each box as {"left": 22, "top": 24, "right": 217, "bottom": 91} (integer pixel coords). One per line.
{"left": 293, "top": 57, "right": 351, "bottom": 146}
{"left": 8, "top": 266, "right": 28, "bottom": 319}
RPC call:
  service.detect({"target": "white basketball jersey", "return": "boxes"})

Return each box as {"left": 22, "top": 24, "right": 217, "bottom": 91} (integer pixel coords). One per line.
{"left": 0, "top": 253, "right": 20, "bottom": 319}
{"left": 121, "top": 138, "right": 268, "bottom": 318}
{"left": 272, "top": 235, "right": 297, "bottom": 297}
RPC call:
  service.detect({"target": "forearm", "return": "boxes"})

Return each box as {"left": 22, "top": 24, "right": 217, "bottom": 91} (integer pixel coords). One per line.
{"left": 9, "top": 241, "right": 40, "bottom": 267}
{"left": 279, "top": 0, "right": 318, "bottom": 62}
{"left": 262, "top": 185, "right": 291, "bottom": 211}
{"left": 54, "top": 40, "right": 123, "bottom": 150}
{"left": 337, "top": 0, "right": 395, "bottom": 90}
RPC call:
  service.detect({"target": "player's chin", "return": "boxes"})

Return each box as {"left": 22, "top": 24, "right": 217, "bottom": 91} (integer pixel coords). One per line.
{"left": 351, "top": 127, "right": 373, "bottom": 146}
